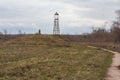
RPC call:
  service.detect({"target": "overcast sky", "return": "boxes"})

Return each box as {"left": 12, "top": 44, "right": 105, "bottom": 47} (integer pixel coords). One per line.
{"left": 0, "top": 0, "right": 120, "bottom": 34}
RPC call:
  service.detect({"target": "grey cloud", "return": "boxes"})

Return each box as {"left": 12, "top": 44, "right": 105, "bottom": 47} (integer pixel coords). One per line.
{"left": 0, "top": 0, "right": 119, "bottom": 34}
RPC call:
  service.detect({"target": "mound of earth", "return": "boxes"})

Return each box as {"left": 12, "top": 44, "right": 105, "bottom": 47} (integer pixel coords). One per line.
{"left": 4, "top": 35, "right": 67, "bottom": 45}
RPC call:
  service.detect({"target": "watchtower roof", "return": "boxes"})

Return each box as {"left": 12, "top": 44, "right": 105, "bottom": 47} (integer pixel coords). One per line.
{"left": 55, "top": 12, "right": 59, "bottom": 15}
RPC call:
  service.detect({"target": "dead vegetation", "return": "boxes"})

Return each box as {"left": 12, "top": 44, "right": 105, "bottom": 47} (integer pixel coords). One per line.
{"left": 0, "top": 32, "right": 114, "bottom": 80}
{"left": 62, "top": 10, "right": 120, "bottom": 53}
{"left": 0, "top": 45, "right": 113, "bottom": 80}
{"left": 3, "top": 35, "right": 66, "bottom": 45}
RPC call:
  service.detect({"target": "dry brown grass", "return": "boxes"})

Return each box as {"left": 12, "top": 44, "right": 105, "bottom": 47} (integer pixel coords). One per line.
{"left": 0, "top": 45, "right": 113, "bottom": 80}
{"left": 0, "top": 35, "right": 114, "bottom": 80}
{"left": 4, "top": 35, "right": 66, "bottom": 45}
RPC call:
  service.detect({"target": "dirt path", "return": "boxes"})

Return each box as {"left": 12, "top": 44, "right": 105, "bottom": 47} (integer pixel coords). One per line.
{"left": 104, "top": 49, "right": 120, "bottom": 80}
{"left": 88, "top": 46, "right": 120, "bottom": 80}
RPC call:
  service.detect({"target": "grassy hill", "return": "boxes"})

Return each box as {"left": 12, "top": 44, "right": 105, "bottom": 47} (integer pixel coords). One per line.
{"left": 0, "top": 34, "right": 113, "bottom": 80}
{"left": 4, "top": 35, "right": 68, "bottom": 45}
{"left": 0, "top": 35, "right": 18, "bottom": 44}
{"left": 0, "top": 45, "right": 113, "bottom": 80}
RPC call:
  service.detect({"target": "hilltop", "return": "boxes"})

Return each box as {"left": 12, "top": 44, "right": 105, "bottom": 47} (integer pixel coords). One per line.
{"left": 4, "top": 34, "right": 69, "bottom": 45}
{"left": 0, "top": 34, "right": 114, "bottom": 80}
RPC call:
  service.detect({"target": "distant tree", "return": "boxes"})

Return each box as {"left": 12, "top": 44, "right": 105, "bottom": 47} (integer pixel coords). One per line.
{"left": 24, "top": 32, "right": 26, "bottom": 35}
{"left": 116, "top": 10, "right": 120, "bottom": 23}
{"left": 18, "top": 29, "right": 22, "bottom": 35}
{"left": 3, "top": 29, "right": 7, "bottom": 35}
{"left": 0, "top": 32, "right": 3, "bottom": 35}
{"left": 111, "top": 10, "right": 120, "bottom": 43}
{"left": 89, "top": 26, "right": 111, "bottom": 42}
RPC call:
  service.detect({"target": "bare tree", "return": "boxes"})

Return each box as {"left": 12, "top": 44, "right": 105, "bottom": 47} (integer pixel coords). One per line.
{"left": 116, "top": 10, "right": 120, "bottom": 23}
{"left": 18, "top": 29, "right": 22, "bottom": 35}
{"left": 111, "top": 10, "right": 120, "bottom": 43}
{"left": 3, "top": 29, "right": 7, "bottom": 35}
{"left": 0, "top": 32, "right": 3, "bottom": 35}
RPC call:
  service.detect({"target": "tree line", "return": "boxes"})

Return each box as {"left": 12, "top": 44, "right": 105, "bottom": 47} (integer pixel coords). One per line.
{"left": 85, "top": 10, "right": 120, "bottom": 44}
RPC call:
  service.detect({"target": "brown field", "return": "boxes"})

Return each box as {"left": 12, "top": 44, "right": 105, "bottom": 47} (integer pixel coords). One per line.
{"left": 0, "top": 35, "right": 113, "bottom": 80}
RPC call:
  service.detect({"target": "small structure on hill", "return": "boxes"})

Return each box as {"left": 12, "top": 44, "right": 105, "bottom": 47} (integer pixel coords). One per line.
{"left": 38, "top": 29, "right": 41, "bottom": 34}
{"left": 53, "top": 12, "right": 60, "bottom": 35}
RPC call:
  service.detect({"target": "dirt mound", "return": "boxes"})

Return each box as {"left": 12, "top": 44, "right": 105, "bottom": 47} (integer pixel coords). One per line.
{"left": 4, "top": 35, "right": 67, "bottom": 45}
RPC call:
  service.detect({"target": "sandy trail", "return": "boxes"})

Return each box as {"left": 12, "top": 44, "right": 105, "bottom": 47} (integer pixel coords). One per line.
{"left": 104, "top": 49, "right": 120, "bottom": 80}
{"left": 88, "top": 46, "right": 120, "bottom": 80}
